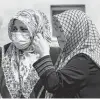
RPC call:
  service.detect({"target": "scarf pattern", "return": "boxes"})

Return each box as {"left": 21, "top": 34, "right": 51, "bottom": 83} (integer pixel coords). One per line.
{"left": 2, "top": 43, "right": 39, "bottom": 98}
{"left": 53, "top": 10, "right": 100, "bottom": 70}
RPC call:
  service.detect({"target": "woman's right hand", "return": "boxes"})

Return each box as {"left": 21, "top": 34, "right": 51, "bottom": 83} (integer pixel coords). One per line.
{"left": 23, "top": 52, "right": 40, "bottom": 64}
{"left": 33, "top": 33, "right": 50, "bottom": 58}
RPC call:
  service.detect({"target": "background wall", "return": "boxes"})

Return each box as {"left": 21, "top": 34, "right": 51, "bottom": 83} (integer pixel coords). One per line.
{"left": 0, "top": 0, "right": 100, "bottom": 46}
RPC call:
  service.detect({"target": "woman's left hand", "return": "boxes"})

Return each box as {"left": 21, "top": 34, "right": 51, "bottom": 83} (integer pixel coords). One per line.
{"left": 33, "top": 33, "right": 50, "bottom": 58}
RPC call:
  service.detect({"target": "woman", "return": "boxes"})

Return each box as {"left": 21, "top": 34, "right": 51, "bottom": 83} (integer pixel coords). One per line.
{"left": 1, "top": 9, "right": 51, "bottom": 98}
{"left": 33, "top": 10, "right": 100, "bottom": 98}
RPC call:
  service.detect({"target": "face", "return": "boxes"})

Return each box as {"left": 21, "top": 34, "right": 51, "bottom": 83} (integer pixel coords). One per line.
{"left": 11, "top": 19, "right": 29, "bottom": 33}
{"left": 10, "top": 19, "right": 31, "bottom": 49}
{"left": 53, "top": 26, "right": 66, "bottom": 50}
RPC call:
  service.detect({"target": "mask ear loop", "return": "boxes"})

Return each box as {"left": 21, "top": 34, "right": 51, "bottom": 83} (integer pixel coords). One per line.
{"left": 26, "top": 36, "right": 35, "bottom": 53}
{"left": 27, "top": 29, "right": 39, "bottom": 54}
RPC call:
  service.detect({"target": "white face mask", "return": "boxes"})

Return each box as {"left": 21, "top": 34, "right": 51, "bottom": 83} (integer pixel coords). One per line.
{"left": 11, "top": 32, "right": 31, "bottom": 49}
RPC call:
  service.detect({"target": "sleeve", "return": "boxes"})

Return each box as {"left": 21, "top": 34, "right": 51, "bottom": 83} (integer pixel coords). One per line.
{"left": 33, "top": 54, "right": 89, "bottom": 96}
{"left": 0, "top": 47, "right": 2, "bottom": 67}
{"left": 0, "top": 47, "right": 3, "bottom": 93}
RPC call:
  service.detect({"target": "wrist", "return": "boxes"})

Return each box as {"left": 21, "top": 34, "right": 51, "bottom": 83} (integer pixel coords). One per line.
{"left": 40, "top": 53, "right": 50, "bottom": 58}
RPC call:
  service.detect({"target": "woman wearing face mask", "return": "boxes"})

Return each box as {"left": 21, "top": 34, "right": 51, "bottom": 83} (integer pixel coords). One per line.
{"left": 33, "top": 10, "right": 100, "bottom": 98}
{"left": 0, "top": 9, "right": 51, "bottom": 98}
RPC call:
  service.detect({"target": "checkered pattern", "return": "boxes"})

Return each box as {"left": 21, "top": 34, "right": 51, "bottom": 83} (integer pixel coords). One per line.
{"left": 53, "top": 10, "right": 100, "bottom": 70}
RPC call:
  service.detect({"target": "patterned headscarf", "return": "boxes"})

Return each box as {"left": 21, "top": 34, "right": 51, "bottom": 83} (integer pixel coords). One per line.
{"left": 2, "top": 9, "right": 51, "bottom": 98}
{"left": 8, "top": 9, "right": 51, "bottom": 44}
{"left": 52, "top": 9, "right": 100, "bottom": 70}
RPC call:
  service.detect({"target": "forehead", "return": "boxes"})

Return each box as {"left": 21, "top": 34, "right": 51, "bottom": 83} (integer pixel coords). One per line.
{"left": 13, "top": 19, "right": 27, "bottom": 28}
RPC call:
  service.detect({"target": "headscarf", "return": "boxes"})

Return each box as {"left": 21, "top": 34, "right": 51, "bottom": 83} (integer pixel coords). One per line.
{"left": 2, "top": 9, "right": 51, "bottom": 98}
{"left": 53, "top": 9, "right": 100, "bottom": 70}
{"left": 8, "top": 9, "right": 51, "bottom": 43}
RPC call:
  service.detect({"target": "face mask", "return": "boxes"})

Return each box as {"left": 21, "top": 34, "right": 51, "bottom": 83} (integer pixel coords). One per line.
{"left": 11, "top": 32, "right": 31, "bottom": 49}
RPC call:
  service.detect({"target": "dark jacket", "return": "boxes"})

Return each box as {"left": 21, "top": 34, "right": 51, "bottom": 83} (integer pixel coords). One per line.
{"left": 33, "top": 53, "right": 100, "bottom": 98}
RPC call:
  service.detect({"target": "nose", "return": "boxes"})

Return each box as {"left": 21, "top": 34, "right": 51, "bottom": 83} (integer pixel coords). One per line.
{"left": 57, "top": 35, "right": 61, "bottom": 38}
{"left": 57, "top": 36, "right": 61, "bottom": 39}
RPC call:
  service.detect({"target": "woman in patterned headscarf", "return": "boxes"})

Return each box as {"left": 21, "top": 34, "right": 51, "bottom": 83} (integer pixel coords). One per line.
{"left": 0, "top": 9, "right": 51, "bottom": 98}
{"left": 33, "top": 10, "right": 100, "bottom": 98}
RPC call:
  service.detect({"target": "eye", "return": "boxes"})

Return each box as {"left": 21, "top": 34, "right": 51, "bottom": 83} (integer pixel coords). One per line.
{"left": 60, "top": 28, "right": 64, "bottom": 32}
{"left": 11, "top": 26, "right": 17, "bottom": 32}
{"left": 20, "top": 27, "right": 29, "bottom": 32}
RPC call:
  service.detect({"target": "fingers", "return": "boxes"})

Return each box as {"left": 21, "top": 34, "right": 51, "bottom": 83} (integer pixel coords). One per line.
{"left": 37, "top": 33, "right": 43, "bottom": 39}
{"left": 34, "top": 33, "right": 44, "bottom": 42}
{"left": 33, "top": 39, "right": 38, "bottom": 46}
{"left": 34, "top": 36, "right": 39, "bottom": 41}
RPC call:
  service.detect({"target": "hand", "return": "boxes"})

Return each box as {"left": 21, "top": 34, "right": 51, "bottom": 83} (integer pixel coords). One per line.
{"left": 33, "top": 33, "right": 50, "bottom": 58}
{"left": 23, "top": 52, "right": 40, "bottom": 64}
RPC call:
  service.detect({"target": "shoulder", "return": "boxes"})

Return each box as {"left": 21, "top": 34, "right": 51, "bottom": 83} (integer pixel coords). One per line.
{"left": 0, "top": 43, "right": 11, "bottom": 57}
{"left": 0, "top": 46, "right": 1, "bottom": 68}
{"left": 65, "top": 53, "right": 94, "bottom": 71}
{"left": 68, "top": 53, "right": 92, "bottom": 64}
{"left": 0, "top": 46, "right": 1, "bottom": 56}
{"left": 4, "top": 43, "right": 11, "bottom": 50}
{"left": 0, "top": 43, "right": 12, "bottom": 79}
{"left": 3, "top": 43, "right": 11, "bottom": 54}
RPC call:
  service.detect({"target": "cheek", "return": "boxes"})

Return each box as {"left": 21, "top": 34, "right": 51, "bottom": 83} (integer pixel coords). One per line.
{"left": 53, "top": 29, "right": 58, "bottom": 37}
{"left": 11, "top": 34, "right": 18, "bottom": 40}
{"left": 12, "top": 34, "right": 30, "bottom": 42}
{"left": 63, "top": 35, "right": 66, "bottom": 41}
{"left": 20, "top": 32, "right": 30, "bottom": 39}
{"left": 60, "top": 32, "right": 66, "bottom": 41}
{"left": 23, "top": 35, "right": 30, "bottom": 40}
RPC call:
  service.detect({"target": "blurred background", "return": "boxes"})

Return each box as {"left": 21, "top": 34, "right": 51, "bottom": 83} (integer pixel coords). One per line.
{"left": 0, "top": 0, "right": 100, "bottom": 47}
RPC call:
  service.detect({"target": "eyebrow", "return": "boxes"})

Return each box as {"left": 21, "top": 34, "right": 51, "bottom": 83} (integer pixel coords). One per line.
{"left": 20, "top": 26, "right": 28, "bottom": 29}
{"left": 12, "top": 19, "right": 17, "bottom": 25}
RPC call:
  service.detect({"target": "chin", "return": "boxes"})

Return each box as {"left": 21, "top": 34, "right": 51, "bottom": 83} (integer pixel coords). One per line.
{"left": 59, "top": 45, "right": 64, "bottom": 50}
{"left": 15, "top": 45, "right": 28, "bottom": 50}
{"left": 60, "top": 48, "right": 64, "bottom": 51}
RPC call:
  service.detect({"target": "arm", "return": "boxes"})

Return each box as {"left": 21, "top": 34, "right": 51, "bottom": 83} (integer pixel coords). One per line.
{"left": 0, "top": 47, "right": 2, "bottom": 94}
{"left": 33, "top": 33, "right": 89, "bottom": 96}
{"left": 33, "top": 54, "right": 89, "bottom": 96}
